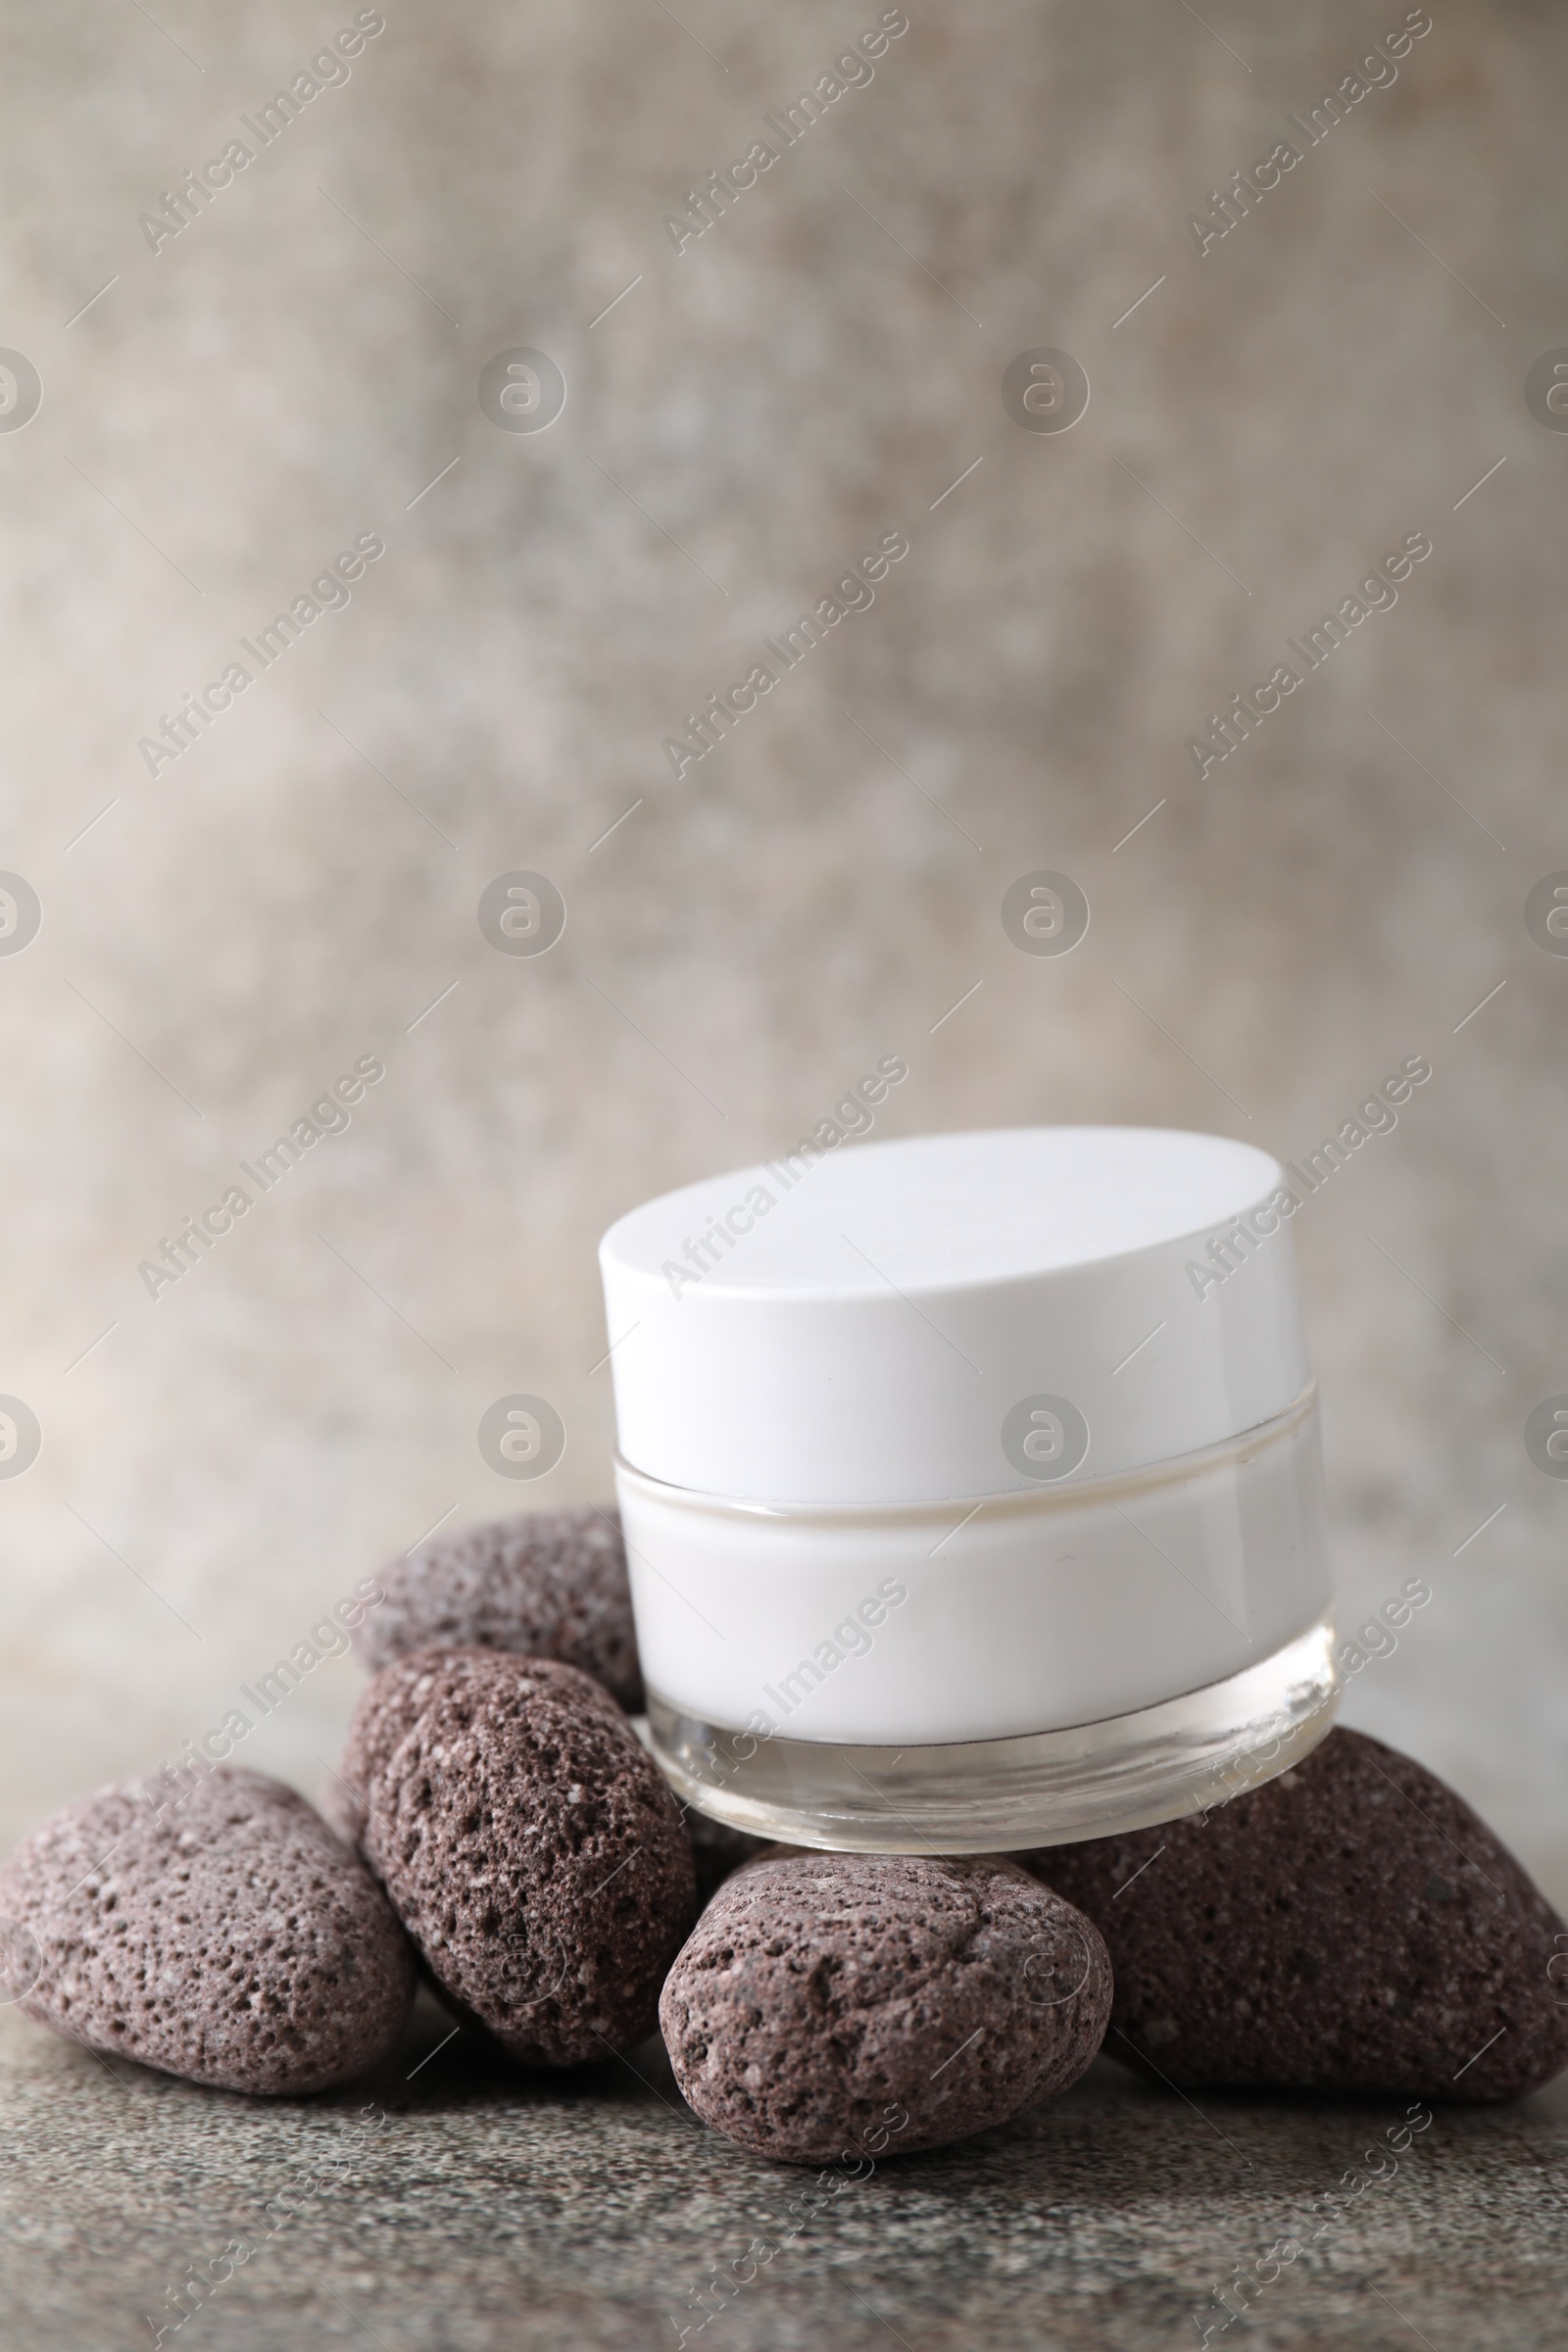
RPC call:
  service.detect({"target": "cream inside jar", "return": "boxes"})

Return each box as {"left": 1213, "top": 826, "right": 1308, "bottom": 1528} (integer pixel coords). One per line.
{"left": 599, "top": 1125, "right": 1339, "bottom": 1852}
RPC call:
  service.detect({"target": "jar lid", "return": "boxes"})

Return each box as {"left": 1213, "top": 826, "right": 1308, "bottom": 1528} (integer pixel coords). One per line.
{"left": 598, "top": 1125, "right": 1308, "bottom": 1505}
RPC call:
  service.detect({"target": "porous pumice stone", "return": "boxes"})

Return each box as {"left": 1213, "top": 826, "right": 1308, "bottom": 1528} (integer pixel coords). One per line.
{"left": 1024, "top": 1727, "right": 1568, "bottom": 2102}
{"left": 659, "top": 1850, "right": 1112, "bottom": 2164}
{"left": 0, "top": 1768, "right": 416, "bottom": 2094}
{"left": 360, "top": 1506, "right": 642, "bottom": 1711}
{"left": 343, "top": 1648, "right": 696, "bottom": 2064}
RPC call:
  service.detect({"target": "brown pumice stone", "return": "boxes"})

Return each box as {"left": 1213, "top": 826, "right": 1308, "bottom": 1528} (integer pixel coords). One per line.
{"left": 361, "top": 1506, "right": 642, "bottom": 1710}
{"left": 0, "top": 1768, "right": 416, "bottom": 2094}
{"left": 660, "top": 1850, "right": 1112, "bottom": 2164}
{"left": 342, "top": 1648, "right": 696, "bottom": 2065}
{"left": 1024, "top": 1726, "right": 1568, "bottom": 2103}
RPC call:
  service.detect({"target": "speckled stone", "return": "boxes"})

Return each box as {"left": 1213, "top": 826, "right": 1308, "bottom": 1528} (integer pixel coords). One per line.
{"left": 361, "top": 1508, "right": 643, "bottom": 1711}
{"left": 0, "top": 1768, "right": 416, "bottom": 2095}
{"left": 660, "top": 1850, "right": 1112, "bottom": 2163}
{"left": 1025, "top": 1728, "right": 1568, "bottom": 2103}
{"left": 344, "top": 1649, "right": 695, "bottom": 2064}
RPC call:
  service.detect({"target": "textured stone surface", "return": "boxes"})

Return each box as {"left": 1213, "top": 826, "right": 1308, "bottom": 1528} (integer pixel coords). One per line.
{"left": 0, "top": 1768, "right": 415, "bottom": 2095}
{"left": 3, "top": 1992, "right": 1566, "bottom": 2352}
{"left": 661, "top": 1851, "right": 1111, "bottom": 2162}
{"left": 1025, "top": 1728, "right": 1568, "bottom": 2103}
{"left": 344, "top": 1650, "right": 695, "bottom": 2063}
{"left": 362, "top": 1507, "right": 642, "bottom": 1710}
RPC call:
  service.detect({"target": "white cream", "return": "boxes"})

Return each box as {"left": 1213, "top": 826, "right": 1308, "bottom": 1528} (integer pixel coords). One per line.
{"left": 615, "top": 1385, "right": 1329, "bottom": 1745}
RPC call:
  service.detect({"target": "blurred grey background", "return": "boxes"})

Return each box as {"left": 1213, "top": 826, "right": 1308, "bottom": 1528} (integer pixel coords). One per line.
{"left": 2, "top": 0, "right": 1564, "bottom": 1900}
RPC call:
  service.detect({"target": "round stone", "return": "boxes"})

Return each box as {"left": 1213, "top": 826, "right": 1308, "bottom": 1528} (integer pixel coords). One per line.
{"left": 660, "top": 1849, "right": 1111, "bottom": 2163}
{"left": 344, "top": 1649, "right": 695, "bottom": 2065}
{"left": 1025, "top": 1727, "right": 1568, "bottom": 2101}
{"left": 0, "top": 1768, "right": 416, "bottom": 2094}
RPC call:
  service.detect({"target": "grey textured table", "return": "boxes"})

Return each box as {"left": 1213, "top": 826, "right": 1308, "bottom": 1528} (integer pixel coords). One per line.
{"left": 3, "top": 1991, "right": 1564, "bottom": 2352}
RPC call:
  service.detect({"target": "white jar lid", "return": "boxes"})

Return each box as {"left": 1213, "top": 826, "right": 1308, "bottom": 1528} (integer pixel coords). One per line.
{"left": 599, "top": 1126, "right": 1308, "bottom": 1505}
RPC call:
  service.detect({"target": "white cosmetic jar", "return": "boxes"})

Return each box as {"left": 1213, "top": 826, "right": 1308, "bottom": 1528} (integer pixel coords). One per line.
{"left": 599, "top": 1126, "right": 1339, "bottom": 1852}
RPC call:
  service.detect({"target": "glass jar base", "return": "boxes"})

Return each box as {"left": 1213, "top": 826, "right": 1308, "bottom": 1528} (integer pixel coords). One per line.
{"left": 646, "top": 1617, "right": 1341, "bottom": 1854}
